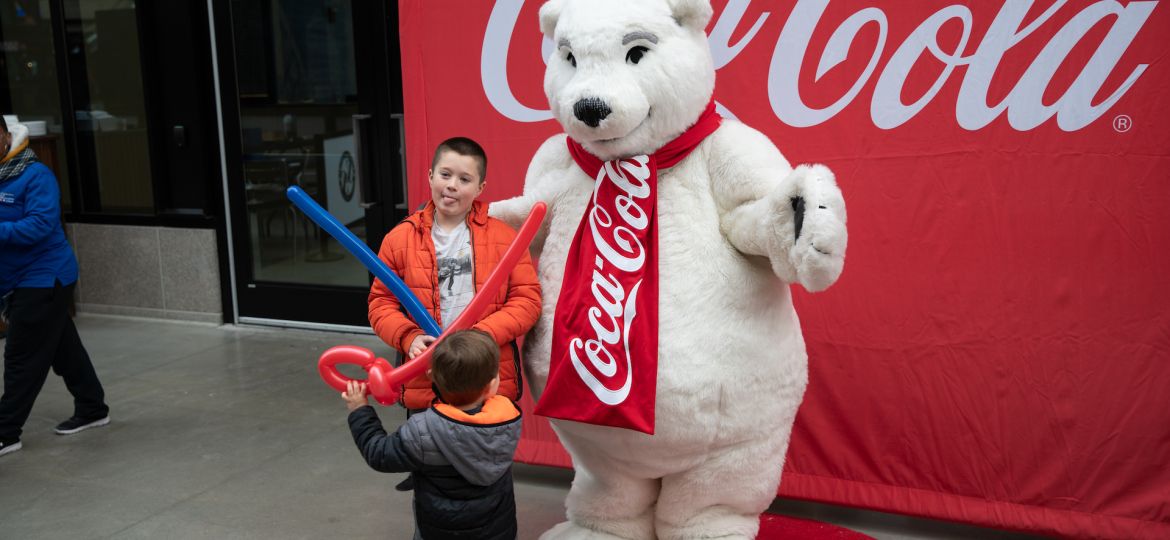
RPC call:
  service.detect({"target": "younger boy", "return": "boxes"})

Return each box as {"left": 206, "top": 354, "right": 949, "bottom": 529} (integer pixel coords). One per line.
{"left": 343, "top": 329, "right": 522, "bottom": 540}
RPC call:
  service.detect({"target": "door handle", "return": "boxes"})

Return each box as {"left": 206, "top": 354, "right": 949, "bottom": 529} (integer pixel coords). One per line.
{"left": 391, "top": 113, "right": 408, "bottom": 211}
{"left": 173, "top": 125, "right": 187, "bottom": 148}
{"left": 352, "top": 114, "right": 376, "bottom": 209}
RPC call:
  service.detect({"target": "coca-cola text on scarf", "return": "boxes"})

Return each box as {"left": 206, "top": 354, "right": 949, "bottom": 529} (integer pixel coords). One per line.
{"left": 536, "top": 102, "right": 722, "bottom": 434}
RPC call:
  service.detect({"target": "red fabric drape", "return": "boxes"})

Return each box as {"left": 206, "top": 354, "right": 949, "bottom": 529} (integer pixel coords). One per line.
{"left": 398, "top": 2, "right": 1170, "bottom": 538}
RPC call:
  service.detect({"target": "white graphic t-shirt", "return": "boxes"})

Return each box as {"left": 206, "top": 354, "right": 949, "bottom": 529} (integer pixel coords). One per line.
{"left": 432, "top": 221, "right": 474, "bottom": 327}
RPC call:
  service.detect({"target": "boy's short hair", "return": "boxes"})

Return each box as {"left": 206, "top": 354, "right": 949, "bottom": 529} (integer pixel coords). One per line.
{"left": 430, "top": 329, "right": 499, "bottom": 407}
{"left": 431, "top": 137, "right": 487, "bottom": 182}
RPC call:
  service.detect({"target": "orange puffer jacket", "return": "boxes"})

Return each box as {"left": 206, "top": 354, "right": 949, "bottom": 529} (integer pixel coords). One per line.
{"left": 368, "top": 200, "right": 541, "bottom": 409}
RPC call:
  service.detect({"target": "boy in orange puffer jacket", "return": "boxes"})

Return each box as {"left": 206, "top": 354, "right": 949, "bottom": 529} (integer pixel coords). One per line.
{"left": 368, "top": 137, "right": 541, "bottom": 414}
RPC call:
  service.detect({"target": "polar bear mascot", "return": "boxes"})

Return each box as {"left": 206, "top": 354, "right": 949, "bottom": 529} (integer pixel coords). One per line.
{"left": 490, "top": 0, "right": 848, "bottom": 538}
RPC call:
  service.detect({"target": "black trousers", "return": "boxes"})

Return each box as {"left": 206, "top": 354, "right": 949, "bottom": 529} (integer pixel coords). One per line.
{"left": 0, "top": 282, "right": 108, "bottom": 441}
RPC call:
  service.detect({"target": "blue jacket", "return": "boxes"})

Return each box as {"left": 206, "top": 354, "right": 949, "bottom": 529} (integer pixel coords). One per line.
{"left": 0, "top": 162, "right": 78, "bottom": 296}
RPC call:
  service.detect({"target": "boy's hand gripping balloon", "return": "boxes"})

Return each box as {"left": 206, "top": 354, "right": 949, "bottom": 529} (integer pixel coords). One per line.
{"left": 287, "top": 186, "right": 546, "bottom": 405}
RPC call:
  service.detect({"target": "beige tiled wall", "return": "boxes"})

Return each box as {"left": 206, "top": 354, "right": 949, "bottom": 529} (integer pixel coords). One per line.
{"left": 71, "top": 224, "right": 223, "bottom": 323}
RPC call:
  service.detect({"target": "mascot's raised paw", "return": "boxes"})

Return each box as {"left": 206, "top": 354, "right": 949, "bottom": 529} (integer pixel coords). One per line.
{"left": 777, "top": 164, "right": 848, "bottom": 292}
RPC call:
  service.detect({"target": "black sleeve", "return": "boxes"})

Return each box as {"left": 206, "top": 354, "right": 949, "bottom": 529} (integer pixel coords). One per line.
{"left": 347, "top": 406, "right": 423, "bottom": 473}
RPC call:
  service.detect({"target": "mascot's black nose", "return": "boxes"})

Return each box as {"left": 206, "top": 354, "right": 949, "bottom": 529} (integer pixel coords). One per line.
{"left": 574, "top": 97, "right": 612, "bottom": 128}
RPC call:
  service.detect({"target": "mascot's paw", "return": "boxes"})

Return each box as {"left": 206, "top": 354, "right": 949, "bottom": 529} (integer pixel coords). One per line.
{"left": 488, "top": 195, "right": 530, "bottom": 229}
{"left": 777, "top": 164, "right": 847, "bottom": 292}
{"left": 541, "top": 520, "right": 641, "bottom": 540}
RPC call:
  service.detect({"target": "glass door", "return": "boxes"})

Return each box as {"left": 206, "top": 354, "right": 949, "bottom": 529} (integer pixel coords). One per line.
{"left": 218, "top": 0, "right": 406, "bottom": 327}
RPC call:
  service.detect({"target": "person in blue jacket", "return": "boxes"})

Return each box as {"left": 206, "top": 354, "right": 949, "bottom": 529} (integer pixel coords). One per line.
{"left": 0, "top": 118, "right": 110, "bottom": 458}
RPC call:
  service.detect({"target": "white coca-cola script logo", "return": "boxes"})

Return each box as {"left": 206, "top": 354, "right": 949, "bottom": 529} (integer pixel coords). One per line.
{"left": 481, "top": 0, "right": 1158, "bottom": 131}
{"left": 568, "top": 157, "right": 653, "bottom": 405}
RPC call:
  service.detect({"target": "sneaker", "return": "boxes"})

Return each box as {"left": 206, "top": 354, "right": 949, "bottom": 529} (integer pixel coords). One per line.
{"left": 54, "top": 415, "right": 110, "bottom": 435}
{"left": 0, "top": 439, "right": 21, "bottom": 457}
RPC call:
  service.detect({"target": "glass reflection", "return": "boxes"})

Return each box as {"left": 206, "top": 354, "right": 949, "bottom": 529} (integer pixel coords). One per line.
{"left": 232, "top": 0, "right": 367, "bottom": 287}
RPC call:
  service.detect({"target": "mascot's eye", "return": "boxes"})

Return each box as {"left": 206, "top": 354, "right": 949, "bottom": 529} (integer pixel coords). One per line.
{"left": 626, "top": 46, "right": 649, "bottom": 65}
{"left": 565, "top": 52, "right": 576, "bottom": 68}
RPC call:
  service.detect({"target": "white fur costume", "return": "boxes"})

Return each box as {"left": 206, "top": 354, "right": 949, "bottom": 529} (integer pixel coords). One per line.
{"left": 490, "top": 1, "right": 847, "bottom": 538}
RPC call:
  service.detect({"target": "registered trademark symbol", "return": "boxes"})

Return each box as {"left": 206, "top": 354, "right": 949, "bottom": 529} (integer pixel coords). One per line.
{"left": 1113, "top": 114, "right": 1132, "bottom": 133}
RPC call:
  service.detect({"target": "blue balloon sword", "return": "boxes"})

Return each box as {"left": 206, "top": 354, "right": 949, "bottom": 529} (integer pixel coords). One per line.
{"left": 286, "top": 185, "right": 442, "bottom": 337}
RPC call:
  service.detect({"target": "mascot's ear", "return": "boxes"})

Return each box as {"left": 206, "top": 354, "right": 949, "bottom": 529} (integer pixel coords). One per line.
{"left": 665, "top": 0, "right": 713, "bottom": 32}
{"left": 539, "top": 0, "right": 565, "bottom": 37}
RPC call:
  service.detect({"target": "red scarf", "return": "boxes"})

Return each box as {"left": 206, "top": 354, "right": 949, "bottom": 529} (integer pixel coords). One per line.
{"left": 536, "top": 101, "right": 722, "bottom": 433}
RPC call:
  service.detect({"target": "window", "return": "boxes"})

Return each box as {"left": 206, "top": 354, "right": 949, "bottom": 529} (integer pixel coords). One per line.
{"left": 62, "top": 0, "right": 155, "bottom": 214}
{"left": 3, "top": 0, "right": 220, "bottom": 225}
{"left": 230, "top": 0, "right": 366, "bottom": 286}
{"left": 0, "top": 0, "right": 73, "bottom": 210}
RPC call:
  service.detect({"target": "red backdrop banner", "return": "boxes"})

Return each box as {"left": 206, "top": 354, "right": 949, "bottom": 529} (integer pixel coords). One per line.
{"left": 398, "top": 1, "right": 1170, "bottom": 538}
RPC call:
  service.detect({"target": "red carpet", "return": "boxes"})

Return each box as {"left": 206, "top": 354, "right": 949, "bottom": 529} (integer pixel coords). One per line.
{"left": 759, "top": 513, "right": 874, "bottom": 539}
